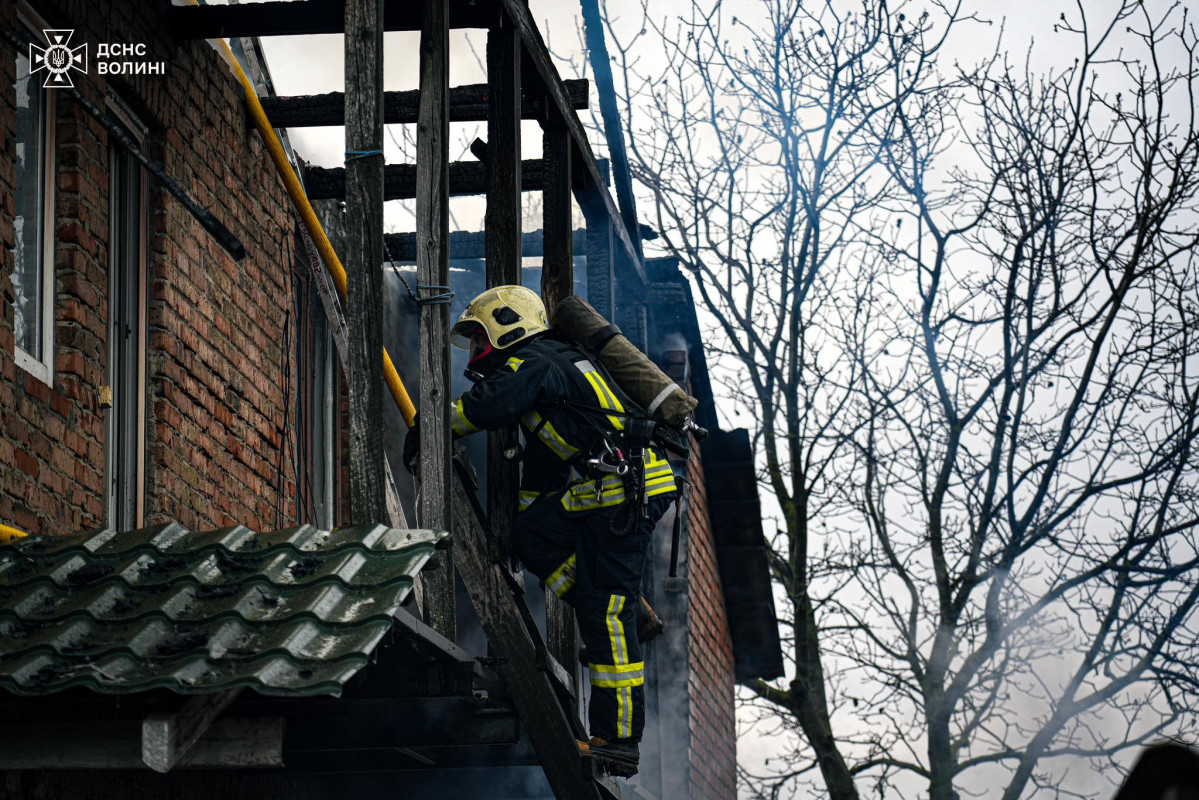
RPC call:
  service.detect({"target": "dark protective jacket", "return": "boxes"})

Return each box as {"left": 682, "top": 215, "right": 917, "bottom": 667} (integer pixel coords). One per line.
{"left": 449, "top": 334, "right": 677, "bottom": 514}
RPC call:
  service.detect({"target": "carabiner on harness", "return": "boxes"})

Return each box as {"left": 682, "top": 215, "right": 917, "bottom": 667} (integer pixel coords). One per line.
{"left": 586, "top": 438, "right": 629, "bottom": 477}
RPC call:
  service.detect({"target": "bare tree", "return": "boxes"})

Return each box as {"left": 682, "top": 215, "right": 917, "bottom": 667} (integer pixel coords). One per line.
{"left": 594, "top": 0, "right": 1199, "bottom": 797}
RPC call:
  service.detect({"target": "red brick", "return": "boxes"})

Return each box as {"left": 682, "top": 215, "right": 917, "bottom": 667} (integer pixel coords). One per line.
{"left": 14, "top": 449, "right": 38, "bottom": 478}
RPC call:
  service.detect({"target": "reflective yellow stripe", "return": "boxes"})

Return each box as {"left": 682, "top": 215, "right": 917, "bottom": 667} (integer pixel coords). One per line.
{"left": 560, "top": 467, "right": 677, "bottom": 511}
{"left": 607, "top": 595, "right": 628, "bottom": 665}
{"left": 583, "top": 371, "right": 626, "bottom": 431}
{"left": 506, "top": 357, "right": 524, "bottom": 372}
{"left": 589, "top": 661, "right": 644, "bottom": 677}
{"left": 517, "top": 490, "right": 541, "bottom": 513}
{"left": 644, "top": 451, "right": 677, "bottom": 494}
{"left": 450, "top": 398, "right": 482, "bottom": 436}
{"left": 593, "top": 373, "right": 625, "bottom": 415}
{"left": 547, "top": 554, "right": 577, "bottom": 598}
{"left": 645, "top": 449, "right": 670, "bottom": 468}
{"left": 604, "top": 595, "right": 631, "bottom": 738}
{"left": 521, "top": 411, "right": 580, "bottom": 461}
{"left": 574, "top": 360, "right": 626, "bottom": 430}
{"left": 561, "top": 476, "right": 627, "bottom": 511}
{"left": 590, "top": 675, "right": 645, "bottom": 688}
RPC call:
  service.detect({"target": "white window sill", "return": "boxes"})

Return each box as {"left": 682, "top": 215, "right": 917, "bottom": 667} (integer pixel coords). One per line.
{"left": 14, "top": 346, "right": 53, "bottom": 387}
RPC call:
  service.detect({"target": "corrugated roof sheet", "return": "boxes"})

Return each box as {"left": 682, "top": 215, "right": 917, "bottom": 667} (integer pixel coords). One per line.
{"left": 0, "top": 523, "right": 446, "bottom": 697}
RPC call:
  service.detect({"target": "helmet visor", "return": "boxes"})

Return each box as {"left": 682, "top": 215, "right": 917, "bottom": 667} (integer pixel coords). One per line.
{"left": 450, "top": 319, "right": 483, "bottom": 350}
{"left": 467, "top": 330, "right": 494, "bottom": 365}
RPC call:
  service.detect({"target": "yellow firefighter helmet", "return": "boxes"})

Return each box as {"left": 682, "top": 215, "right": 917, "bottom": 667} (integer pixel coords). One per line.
{"left": 451, "top": 285, "right": 551, "bottom": 363}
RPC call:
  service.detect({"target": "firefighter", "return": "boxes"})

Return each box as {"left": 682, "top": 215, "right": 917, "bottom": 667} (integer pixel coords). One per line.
{"left": 404, "top": 284, "right": 675, "bottom": 777}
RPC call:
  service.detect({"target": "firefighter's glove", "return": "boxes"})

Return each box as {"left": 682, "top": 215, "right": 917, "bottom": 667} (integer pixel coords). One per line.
{"left": 404, "top": 417, "right": 421, "bottom": 474}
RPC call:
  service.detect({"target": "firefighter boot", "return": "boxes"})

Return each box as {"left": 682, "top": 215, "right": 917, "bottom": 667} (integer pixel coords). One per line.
{"left": 577, "top": 736, "right": 640, "bottom": 777}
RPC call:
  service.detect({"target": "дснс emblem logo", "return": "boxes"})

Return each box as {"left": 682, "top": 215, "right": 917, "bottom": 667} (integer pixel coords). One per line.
{"left": 29, "top": 29, "right": 88, "bottom": 89}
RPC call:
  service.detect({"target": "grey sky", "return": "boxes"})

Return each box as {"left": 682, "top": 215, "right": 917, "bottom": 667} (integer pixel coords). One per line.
{"left": 212, "top": 1, "right": 1188, "bottom": 796}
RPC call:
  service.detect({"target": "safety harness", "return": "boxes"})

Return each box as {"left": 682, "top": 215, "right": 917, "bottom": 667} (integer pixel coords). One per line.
{"left": 509, "top": 338, "right": 685, "bottom": 537}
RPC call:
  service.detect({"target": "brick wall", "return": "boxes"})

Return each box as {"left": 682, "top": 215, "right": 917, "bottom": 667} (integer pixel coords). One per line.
{"left": 0, "top": 0, "right": 297, "bottom": 537}
{"left": 656, "top": 347, "right": 738, "bottom": 800}
{"left": 684, "top": 446, "right": 738, "bottom": 800}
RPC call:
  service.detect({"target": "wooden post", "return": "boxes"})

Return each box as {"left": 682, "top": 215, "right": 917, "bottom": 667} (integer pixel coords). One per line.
{"left": 485, "top": 16, "right": 522, "bottom": 564}
{"left": 540, "top": 114, "right": 579, "bottom": 684}
{"left": 417, "top": 0, "right": 455, "bottom": 639}
{"left": 541, "top": 121, "right": 573, "bottom": 315}
{"left": 579, "top": 0, "right": 643, "bottom": 263}
{"left": 344, "top": 0, "right": 387, "bottom": 525}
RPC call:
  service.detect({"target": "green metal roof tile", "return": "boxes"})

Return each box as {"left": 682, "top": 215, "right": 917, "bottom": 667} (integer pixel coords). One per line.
{"left": 0, "top": 648, "right": 366, "bottom": 696}
{"left": 4, "top": 578, "right": 414, "bottom": 627}
{"left": 0, "top": 525, "right": 446, "bottom": 697}
{"left": 0, "top": 533, "right": 438, "bottom": 592}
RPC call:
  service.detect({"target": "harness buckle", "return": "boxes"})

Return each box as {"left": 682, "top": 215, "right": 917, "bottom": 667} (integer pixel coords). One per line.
{"left": 585, "top": 439, "right": 629, "bottom": 477}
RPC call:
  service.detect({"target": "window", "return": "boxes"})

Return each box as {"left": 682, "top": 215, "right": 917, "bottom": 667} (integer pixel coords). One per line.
{"left": 106, "top": 131, "right": 146, "bottom": 531}
{"left": 12, "top": 19, "right": 57, "bottom": 384}
{"left": 296, "top": 266, "right": 338, "bottom": 529}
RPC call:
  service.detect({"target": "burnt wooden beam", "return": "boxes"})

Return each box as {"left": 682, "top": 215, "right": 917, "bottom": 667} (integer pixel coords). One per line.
{"left": 540, "top": 118, "right": 581, "bottom": 683}
{"left": 541, "top": 123, "right": 574, "bottom": 316}
{"left": 390, "top": 608, "right": 504, "bottom": 694}
{"left": 417, "top": 0, "right": 456, "bottom": 641}
{"left": 497, "top": 0, "right": 646, "bottom": 287}
{"left": 259, "top": 80, "right": 588, "bottom": 128}
{"left": 584, "top": 211, "right": 616, "bottom": 320}
{"left": 581, "top": 0, "right": 643, "bottom": 262}
{"left": 169, "top": 0, "right": 491, "bottom": 39}
{"left": 0, "top": 719, "right": 284, "bottom": 770}
{"left": 450, "top": 463, "right": 611, "bottom": 800}
{"left": 345, "top": 0, "right": 388, "bottom": 525}
{"left": 383, "top": 228, "right": 587, "bottom": 262}
{"left": 304, "top": 159, "right": 580, "bottom": 201}
{"left": 141, "top": 688, "right": 242, "bottom": 773}
{"left": 484, "top": 20, "right": 523, "bottom": 570}
{"left": 232, "top": 697, "right": 520, "bottom": 751}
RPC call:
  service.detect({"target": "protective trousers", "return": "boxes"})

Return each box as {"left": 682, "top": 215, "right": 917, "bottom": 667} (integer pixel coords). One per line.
{"left": 512, "top": 494, "right": 672, "bottom": 742}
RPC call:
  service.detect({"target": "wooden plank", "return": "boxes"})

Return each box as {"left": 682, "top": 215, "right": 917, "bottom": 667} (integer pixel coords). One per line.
{"left": 545, "top": 594, "right": 578, "bottom": 705}
{"left": 304, "top": 159, "right": 578, "bottom": 201}
{"left": 484, "top": 18, "right": 524, "bottom": 569}
{"left": 280, "top": 698, "right": 519, "bottom": 750}
{"left": 390, "top": 608, "right": 504, "bottom": 694}
{"left": 141, "top": 689, "right": 243, "bottom": 773}
{"left": 0, "top": 719, "right": 284, "bottom": 770}
{"left": 169, "top": 0, "right": 491, "bottom": 39}
{"left": 259, "top": 80, "right": 589, "bottom": 127}
{"left": 580, "top": 0, "right": 643, "bottom": 262}
{"left": 417, "top": 0, "right": 456, "bottom": 641}
{"left": 541, "top": 121, "right": 574, "bottom": 316}
{"left": 497, "top": 0, "right": 646, "bottom": 287}
{"left": 383, "top": 228, "right": 587, "bottom": 262}
{"left": 450, "top": 464, "right": 606, "bottom": 800}
{"left": 344, "top": 0, "right": 388, "bottom": 525}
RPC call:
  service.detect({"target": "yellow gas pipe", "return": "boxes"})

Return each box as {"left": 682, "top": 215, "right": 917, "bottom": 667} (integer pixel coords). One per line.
{"left": 206, "top": 24, "right": 417, "bottom": 427}
{"left": 4, "top": 28, "right": 418, "bottom": 543}
{"left": 0, "top": 524, "right": 28, "bottom": 544}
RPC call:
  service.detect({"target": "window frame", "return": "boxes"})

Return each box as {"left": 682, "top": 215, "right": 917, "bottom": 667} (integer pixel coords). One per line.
{"left": 12, "top": 5, "right": 58, "bottom": 387}
{"left": 104, "top": 91, "right": 149, "bottom": 531}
